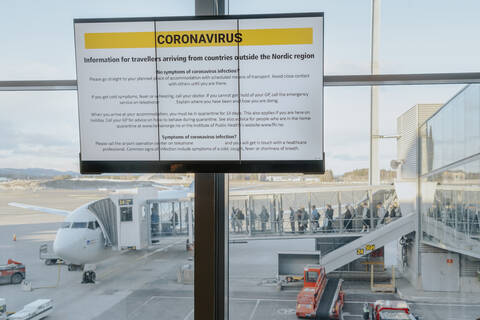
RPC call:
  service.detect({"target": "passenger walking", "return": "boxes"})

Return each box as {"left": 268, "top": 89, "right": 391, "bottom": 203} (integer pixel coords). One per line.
{"left": 276, "top": 209, "right": 284, "bottom": 233}
{"left": 260, "top": 205, "right": 269, "bottom": 232}
{"left": 467, "top": 204, "right": 478, "bottom": 235}
{"left": 311, "top": 205, "right": 320, "bottom": 232}
{"left": 325, "top": 204, "right": 334, "bottom": 232}
{"left": 301, "top": 207, "right": 309, "bottom": 232}
{"left": 236, "top": 208, "right": 244, "bottom": 232}
{"left": 472, "top": 205, "right": 480, "bottom": 235}
{"left": 289, "top": 207, "right": 296, "bottom": 233}
{"left": 343, "top": 206, "right": 353, "bottom": 231}
{"left": 296, "top": 209, "right": 304, "bottom": 233}
{"left": 361, "top": 202, "right": 371, "bottom": 232}
{"left": 445, "top": 202, "right": 454, "bottom": 227}
{"left": 389, "top": 202, "right": 401, "bottom": 220}
{"left": 378, "top": 202, "right": 388, "bottom": 225}
{"left": 231, "top": 206, "right": 237, "bottom": 232}
{"left": 249, "top": 208, "right": 256, "bottom": 233}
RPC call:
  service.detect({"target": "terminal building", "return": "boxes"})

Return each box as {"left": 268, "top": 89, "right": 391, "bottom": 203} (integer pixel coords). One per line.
{"left": 397, "top": 84, "right": 480, "bottom": 292}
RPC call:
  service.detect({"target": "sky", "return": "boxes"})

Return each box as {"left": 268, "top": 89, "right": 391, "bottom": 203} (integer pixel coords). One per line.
{"left": 0, "top": 0, "right": 479, "bottom": 174}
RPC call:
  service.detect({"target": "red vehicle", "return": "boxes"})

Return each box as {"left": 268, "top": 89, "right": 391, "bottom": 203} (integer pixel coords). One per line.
{"left": 0, "top": 259, "right": 25, "bottom": 285}
{"left": 296, "top": 265, "right": 344, "bottom": 319}
{"left": 363, "top": 300, "right": 418, "bottom": 320}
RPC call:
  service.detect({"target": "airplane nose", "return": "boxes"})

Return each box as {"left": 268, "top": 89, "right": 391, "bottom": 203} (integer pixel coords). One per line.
{"left": 53, "top": 230, "right": 79, "bottom": 263}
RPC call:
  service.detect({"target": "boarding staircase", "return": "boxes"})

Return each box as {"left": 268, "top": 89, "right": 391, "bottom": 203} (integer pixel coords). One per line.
{"left": 422, "top": 216, "right": 480, "bottom": 259}
{"left": 321, "top": 213, "right": 416, "bottom": 273}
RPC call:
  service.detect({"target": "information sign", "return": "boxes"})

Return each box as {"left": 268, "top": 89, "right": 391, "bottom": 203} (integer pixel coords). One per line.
{"left": 74, "top": 13, "right": 324, "bottom": 173}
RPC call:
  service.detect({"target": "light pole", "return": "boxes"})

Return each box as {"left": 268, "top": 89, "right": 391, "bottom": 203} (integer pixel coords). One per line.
{"left": 369, "top": 0, "right": 381, "bottom": 186}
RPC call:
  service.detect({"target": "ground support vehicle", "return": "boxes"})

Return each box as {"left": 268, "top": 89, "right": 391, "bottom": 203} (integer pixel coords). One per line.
{"left": 277, "top": 252, "right": 321, "bottom": 290}
{"left": 0, "top": 260, "right": 25, "bottom": 285}
{"left": 39, "top": 244, "right": 62, "bottom": 266}
{"left": 363, "top": 300, "right": 418, "bottom": 320}
{"left": 296, "top": 265, "right": 344, "bottom": 319}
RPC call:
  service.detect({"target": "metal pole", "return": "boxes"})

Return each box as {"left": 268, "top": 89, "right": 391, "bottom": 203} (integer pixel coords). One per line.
{"left": 193, "top": 2, "right": 227, "bottom": 319}
{"left": 338, "top": 191, "right": 343, "bottom": 233}
{"left": 188, "top": 206, "right": 193, "bottom": 246}
{"left": 369, "top": 0, "right": 381, "bottom": 186}
{"left": 5, "top": 73, "right": 480, "bottom": 91}
{"left": 194, "top": 173, "right": 228, "bottom": 320}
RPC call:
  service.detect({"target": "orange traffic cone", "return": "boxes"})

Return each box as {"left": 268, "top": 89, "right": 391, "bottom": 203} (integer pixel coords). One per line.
{"left": 13, "top": 234, "right": 16, "bottom": 241}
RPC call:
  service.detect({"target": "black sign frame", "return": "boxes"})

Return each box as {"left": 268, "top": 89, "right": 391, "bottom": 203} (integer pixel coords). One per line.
{"left": 75, "top": 13, "right": 324, "bottom": 174}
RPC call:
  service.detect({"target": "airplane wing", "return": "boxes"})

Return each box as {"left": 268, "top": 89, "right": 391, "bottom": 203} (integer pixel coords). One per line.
{"left": 8, "top": 202, "right": 70, "bottom": 216}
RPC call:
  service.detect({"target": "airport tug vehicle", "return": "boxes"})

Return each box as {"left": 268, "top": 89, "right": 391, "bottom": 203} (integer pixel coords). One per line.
{"left": 0, "top": 260, "right": 25, "bottom": 285}
{"left": 362, "top": 300, "right": 418, "bottom": 320}
{"left": 296, "top": 265, "right": 344, "bottom": 319}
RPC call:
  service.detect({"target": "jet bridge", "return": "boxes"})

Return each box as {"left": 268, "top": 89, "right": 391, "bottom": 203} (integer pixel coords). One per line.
{"left": 88, "top": 198, "right": 117, "bottom": 248}
{"left": 88, "top": 188, "right": 194, "bottom": 250}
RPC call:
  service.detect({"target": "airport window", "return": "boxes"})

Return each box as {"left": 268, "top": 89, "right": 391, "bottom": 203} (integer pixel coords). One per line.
{"left": 0, "top": 1, "right": 194, "bottom": 81}
{"left": 120, "top": 207, "right": 133, "bottom": 222}
{"left": 4, "top": 2, "right": 480, "bottom": 320}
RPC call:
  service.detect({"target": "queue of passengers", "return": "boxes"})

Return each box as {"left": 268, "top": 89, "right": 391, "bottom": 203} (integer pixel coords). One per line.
{"left": 230, "top": 201, "right": 402, "bottom": 234}
{"left": 427, "top": 201, "right": 480, "bottom": 234}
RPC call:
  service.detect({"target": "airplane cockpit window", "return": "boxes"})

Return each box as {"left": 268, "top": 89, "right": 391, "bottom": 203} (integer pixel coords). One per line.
{"left": 88, "top": 221, "right": 95, "bottom": 230}
{"left": 71, "top": 222, "right": 88, "bottom": 229}
{"left": 95, "top": 221, "right": 100, "bottom": 229}
{"left": 60, "top": 222, "right": 71, "bottom": 229}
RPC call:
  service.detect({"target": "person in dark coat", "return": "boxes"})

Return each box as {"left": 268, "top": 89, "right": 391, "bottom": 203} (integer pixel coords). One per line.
{"left": 343, "top": 206, "right": 353, "bottom": 231}
{"left": 311, "top": 205, "right": 320, "bottom": 232}
{"left": 361, "top": 202, "right": 371, "bottom": 232}
{"left": 301, "top": 207, "right": 309, "bottom": 231}
{"left": 296, "top": 209, "right": 304, "bottom": 232}
{"left": 325, "top": 204, "right": 334, "bottom": 232}
{"left": 289, "top": 207, "right": 296, "bottom": 233}
{"left": 260, "top": 206, "right": 269, "bottom": 232}
{"left": 236, "top": 208, "right": 244, "bottom": 232}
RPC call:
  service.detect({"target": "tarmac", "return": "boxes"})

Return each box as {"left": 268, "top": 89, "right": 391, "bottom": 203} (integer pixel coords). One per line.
{"left": 397, "top": 277, "right": 480, "bottom": 304}
{"left": 0, "top": 189, "right": 479, "bottom": 320}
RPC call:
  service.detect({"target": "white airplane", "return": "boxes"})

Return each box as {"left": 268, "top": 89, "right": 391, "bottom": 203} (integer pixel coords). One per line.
{"left": 8, "top": 183, "right": 194, "bottom": 281}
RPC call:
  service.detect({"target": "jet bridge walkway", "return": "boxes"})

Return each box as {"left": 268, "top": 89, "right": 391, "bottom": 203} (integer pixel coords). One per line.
{"left": 321, "top": 213, "right": 416, "bottom": 273}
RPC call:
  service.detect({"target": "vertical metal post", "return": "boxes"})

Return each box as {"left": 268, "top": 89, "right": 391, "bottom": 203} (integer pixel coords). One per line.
{"left": 338, "top": 191, "right": 343, "bottom": 233}
{"left": 369, "top": 0, "right": 381, "bottom": 186}
{"left": 369, "top": 189, "right": 374, "bottom": 231}
{"left": 416, "top": 123, "right": 422, "bottom": 284}
{"left": 188, "top": 206, "right": 194, "bottom": 246}
{"left": 146, "top": 202, "right": 152, "bottom": 245}
{"left": 194, "top": 173, "right": 228, "bottom": 320}
{"left": 308, "top": 193, "right": 312, "bottom": 232}
{"left": 179, "top": 202, "right": 183, "bottom": 232}
{"left": 193, "top": 1, "right": 228, "bottom": 319}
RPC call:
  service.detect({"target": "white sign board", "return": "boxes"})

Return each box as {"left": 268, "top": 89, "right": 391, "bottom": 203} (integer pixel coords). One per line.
{"left": 74, "top": 14, "right": 324, "bottom": 173}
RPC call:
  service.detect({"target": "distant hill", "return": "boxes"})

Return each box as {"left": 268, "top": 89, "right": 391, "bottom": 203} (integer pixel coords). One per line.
{"left": 0, "top": 168, "right": 79, "bottom": 179}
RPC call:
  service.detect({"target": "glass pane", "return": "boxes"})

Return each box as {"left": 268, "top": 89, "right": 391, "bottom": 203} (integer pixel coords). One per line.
{"left": 229, "top": 83, "right": 480, "bottom": 320}
{"left": 0, "top": 1, "right": 194, "bottom": 80}
{"left": 0, "top": 92, "right": 195, "bottom": 319}
{"left": 229, "top": 0, "right": 372, "bottom": 75}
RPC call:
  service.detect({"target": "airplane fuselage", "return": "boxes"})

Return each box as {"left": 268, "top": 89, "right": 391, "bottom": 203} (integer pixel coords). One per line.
{"left": 53, "top": 205, "right": 110, "bottom": 265}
